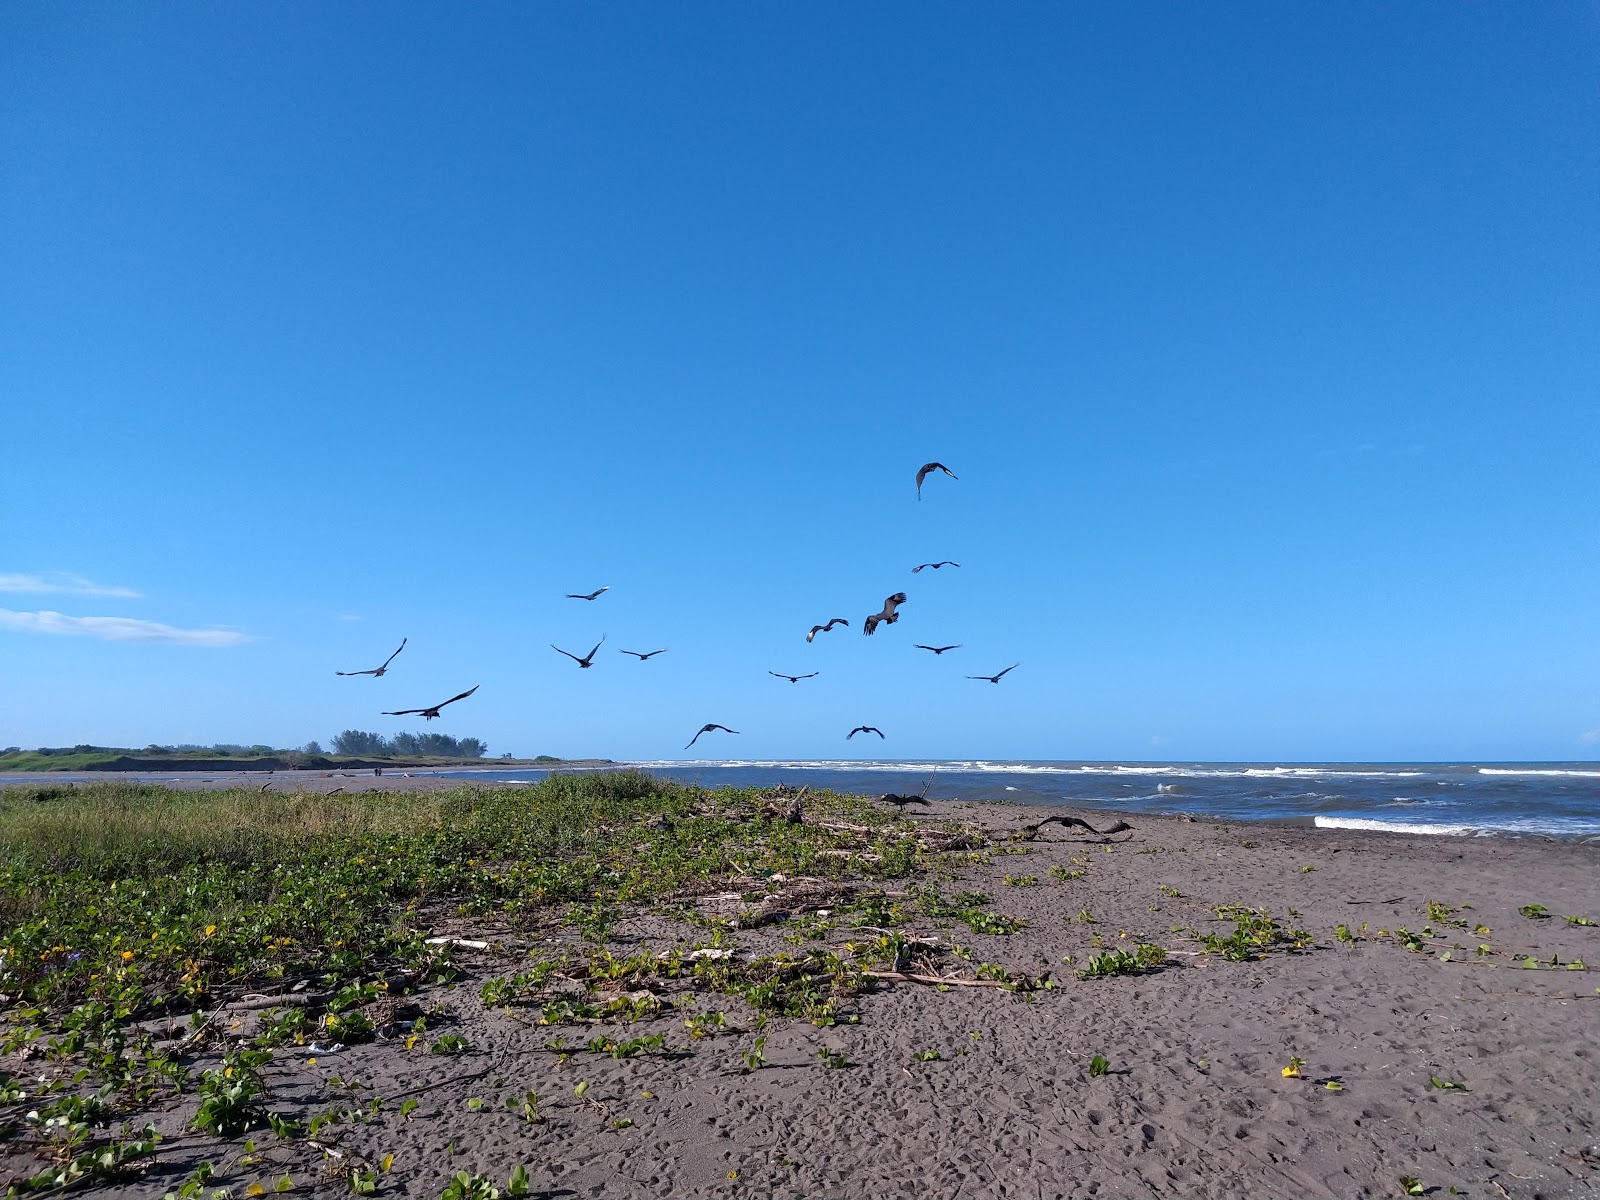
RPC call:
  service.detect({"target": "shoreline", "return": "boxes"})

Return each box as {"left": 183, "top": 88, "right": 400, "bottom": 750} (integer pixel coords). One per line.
{"left": 4, "top": 766, "right": 1596, "bottom": 843}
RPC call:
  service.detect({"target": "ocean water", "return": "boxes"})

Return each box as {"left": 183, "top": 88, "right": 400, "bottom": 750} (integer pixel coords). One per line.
{"left": 435, "top": 760, "right": 1600, "bottom": 839}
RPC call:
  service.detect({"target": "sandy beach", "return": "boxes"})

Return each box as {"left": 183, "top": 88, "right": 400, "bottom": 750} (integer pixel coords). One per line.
{"left": 3, "top": 781, "right": 1597, "bottom": 1199}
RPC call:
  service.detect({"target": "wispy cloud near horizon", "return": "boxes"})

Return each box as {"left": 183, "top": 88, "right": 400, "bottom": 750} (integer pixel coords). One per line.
{"left": 1581, "top": 728, "right": 1600, "bottom": 745}
{"left": 0, "top": 572, "right": 141, "bottom": 599}
{"left": 0, "top": 609, "right": 254, "bottom": 647}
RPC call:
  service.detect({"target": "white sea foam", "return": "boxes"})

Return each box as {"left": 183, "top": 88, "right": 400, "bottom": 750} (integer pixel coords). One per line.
{"left": 1478, "top": 767, "right": 1600, "bottom": 779}
{"left": 1315, "top": 816, "right": 1480, "bottom": 836}
{"left": 628, "top": 760, "right": 1432, "bottom": 779}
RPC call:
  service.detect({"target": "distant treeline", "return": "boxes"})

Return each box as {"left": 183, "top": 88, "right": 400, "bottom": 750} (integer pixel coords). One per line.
{"left": 7, "top": 737, "right": 490, "bottom": 761}
{"left": 325, "top": 731, "right": 488, "bottom": 759}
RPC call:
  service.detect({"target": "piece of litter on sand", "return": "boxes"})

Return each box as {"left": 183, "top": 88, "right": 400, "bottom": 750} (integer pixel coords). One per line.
{"left": 675, "top": 948, "right": 734, "bottom": 961}
{"left": 305, "top": 1042, "right": 345, "bottom": 1054}
{"left": 425, "top": 937, "right": 490, "bottom": 950}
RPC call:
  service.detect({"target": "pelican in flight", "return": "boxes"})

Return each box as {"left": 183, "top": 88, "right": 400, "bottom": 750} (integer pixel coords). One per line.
{"left": 620, "top": 648, "right": 668, "bottom": 660}
{"left": 864, "top": 592, "right": 907, "bottom": 636}
{"left": 847, "top": 725, "right": 884, "bottom": 740}
{"left": 382, "top": 684, "right": 479, "bottom": 721}
{"left": 336, "top": 638, "right": 406, "bottom": 677}
{"left": 685, "top": 723, "right": 739, "bottom": 749}
{"left": 915, "top": 462, "right": 958, "bottom": 500}
{"left": 552, "top": 636, "right": 606, "bottom": 668}
{"left": 769, "top": 671, "right": 819, "bottom": 683}
{"left": 1021, "top": 814, "right": 1133, "bottom": 841}
{"left": 914, "top": 644, "right": 961, "bottom": 655}
{"left": 912, "top": 561, "right": 960, "bottom": 573}
{"left": 565, "top": 586, "right": 610, "bottom": 600}
{"left": 968, "top": 664, "right": 1019, "bottom": 684}
{"left": 806, "top": 618, "right": 849, "bottom": 642}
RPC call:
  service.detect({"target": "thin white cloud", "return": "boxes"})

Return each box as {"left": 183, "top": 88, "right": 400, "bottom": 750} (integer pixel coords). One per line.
{"left": 0, "top": 572, "right": 141, "bottom": 599}
{"left": 0, "top": 609, "right": 254, "bottom": 647}
{"left": 337, "top": 613, "right": 364, "bottom": 622}
{"left": 1580, "top": 728, "right": 1600, "bottom": 745}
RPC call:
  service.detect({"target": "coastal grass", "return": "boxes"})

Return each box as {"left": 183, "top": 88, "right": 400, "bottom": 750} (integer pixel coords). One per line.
{"left": 0, "top": 774, "right": 914, "bottom": 1017}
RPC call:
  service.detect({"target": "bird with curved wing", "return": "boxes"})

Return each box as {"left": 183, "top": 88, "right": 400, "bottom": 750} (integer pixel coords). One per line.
{"left": 912, "top": 561, "right": 960, "bottom": 573}
{"left": 847, "top": 726, "right": 885, "bottom": 740}
{"left": 565, "top": 586, "right": 610, "bottom": 600}
{"left": 914, "top": 643, "right": 961, "bottom": 655}
{"left": 879, "top": 793, "right": 930, "bottom": 811}
{"left": 806, "top": 618, "right": 849, "bottom": 643}
{"left": 968, "top": 664, "right": 1019, "bottom": 684}
{"left": 915, "top": 462, "right": 957, "bottom": 500}
{"left": 685, "top": 723, "right": 739, "bottom": 749}
{"left": 863, "top": 593, "right": 907, "bottom": 636}
{"left": 552, "top": 636, "right": 606, "bottom": 668}
{"left": 620, "top": 648, "right": 668, "bottom": 660}
{"left": 769, "top": 671, "right": 819, "bottom": 683}
{"left": 336, "top": 638, "right": 407, "bottom": 677}
{"left": 382, "top": 685, "right": 479, "bottom": 721}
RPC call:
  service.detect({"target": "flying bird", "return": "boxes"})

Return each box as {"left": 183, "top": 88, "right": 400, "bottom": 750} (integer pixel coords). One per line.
{"left": 914, "top": 644, "right": 961, "bottom": 655}
{"left": 620, "top": 648, "right": 668, "bottom": 660}
{"left": 565, "top": 586, "right": 610, "bottom": 600}
{"left": 863, "top": 592, "right": 907, "bottom": 636}
{"left": 968, "top": 664, "right": 1019, "bottom": 684}
{"left": 1020, "top": 814, "right": 1133, "bottom": 841}
{"left": 912, "top": 561, "right": 960, "bottom": 573}
{"left": 879, "top": 793, "right": 930, "bottom": 811}
{"left": 336, "top": 638, "right": 407, "bottom": 677}
{"left": 552, "top": 636, "right": 606, "bottom": 668}
{"left": 685, "top": 723, "right": 739, "bottom": 749}
{"left": 769, "top": 671, "right": 819, "bottom": 683}
{"left": 806, "top": 618, "right": 849, "bottom": 642}
{"left": 382, "top": 684, "right": 479, "bottom": 721}
{"left": 915, "top": 462, "right": 958, "bottom": 500}
{"left": 847, "top": 726, "right": 884, "bottom": 740}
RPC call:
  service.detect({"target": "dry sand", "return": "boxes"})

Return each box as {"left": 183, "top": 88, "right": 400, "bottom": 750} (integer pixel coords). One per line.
{"left": 10, "top": 785, "right": 1600, "bottom": 1198}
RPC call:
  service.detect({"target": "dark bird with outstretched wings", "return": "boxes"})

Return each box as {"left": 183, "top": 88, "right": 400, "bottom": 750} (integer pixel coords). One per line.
{"left": 1020, "top": 814, "right": 1133, "bottom": 841}
{"left": 847, "top": 726, "right": 884, "bottom": 740}
{"left": 566, "top": 586, "right": 610, "bottom": 600}
{"left": 915, "top": 462, "right": 957, "bottom": 500}
{"left": 912, "top": 561, "right": 960, "bottom": 573}
{"left": 552, "top": 636, "right": 606, "bottom": 668}
{"left": 336, "top": 638, "right": 406, "bottom": 677}
{"left": 968, "top": 663, "right": 1019, "bottom": 684}
{"left": 382, "top": 684, "right": 479, "bottom": 721}
{"left": 769, "top": 671, "right": 819, "bottom": 683}
{"left": 685, "top": 723, "right": 739, "bottom": 749}
{"left": 863, "top": 593, "right": 907, "bottom": 636}
{"left": 879, "top": 793, "right": 930, "bottom": 811}
{"left": 914, "top": 643, "right": 961, "bottom": 655}
{"left": 806, "top": 618, "right": 849, "bottom": 643}
{"left": 620, "top": 648, "right": 667, "bottom": 660}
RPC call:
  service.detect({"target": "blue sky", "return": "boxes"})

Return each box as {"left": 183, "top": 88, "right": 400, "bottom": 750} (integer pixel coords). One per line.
{"left": 3, "top": 3, "right": 1597, "bottom": 762}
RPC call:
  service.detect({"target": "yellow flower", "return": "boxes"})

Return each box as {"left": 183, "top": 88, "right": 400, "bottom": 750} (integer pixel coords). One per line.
{"left": 204, "top": 925, "right": 217, "bottom": 938}
{"left": 120, "top": 951, "right": 135, "bottom": 962}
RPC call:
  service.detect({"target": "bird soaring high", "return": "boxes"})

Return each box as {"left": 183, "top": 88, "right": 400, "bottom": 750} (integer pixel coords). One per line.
{"left": 565, "top": 586, "right": 610, "bottom": 600}
{"left": 685, "top": 723, "right": 739, "bottom": 749}
{"left": 863, "top": 593, "right": 907, "bottom": 636}
{"left": 914, "top": 644, "right": 961, "bottom": 655}
{"left": 912, "top": 561, "right": 960, "bottom": 573}
{"left": 915, "top": 462, "right": 958, "bottom": 500}
{"left": 552, "top": 635, "right": 606, "bottom": 668}
{"left": 847, "top": 726, "right": 885, "bottom": 740}
{"left": 806, "top": 618, "right": 849, "bottom": 642}
{"left": 769, "top": 671, "right": 819, "bottom": 683}
{"left": 967, "top": 663, "right": 1019, "bottom": 684}
{"left": 382, "top": 685, "right": 479, "bottom": 721}
{"left": 336, "top": 638, "right": 406, "bottom": 677}
{"left": 620, "top": 648, "right": 668, "bottom": 660}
